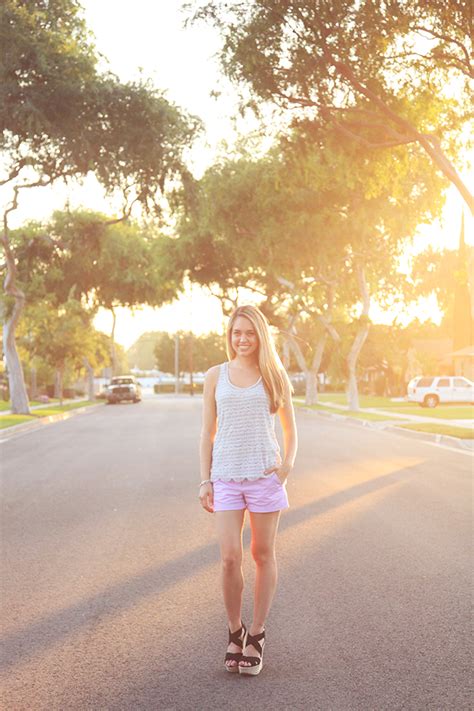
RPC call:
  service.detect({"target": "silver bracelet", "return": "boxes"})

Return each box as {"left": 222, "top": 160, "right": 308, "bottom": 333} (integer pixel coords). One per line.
{"left": 199, "top": 479, "right": 212, "bottom": 488}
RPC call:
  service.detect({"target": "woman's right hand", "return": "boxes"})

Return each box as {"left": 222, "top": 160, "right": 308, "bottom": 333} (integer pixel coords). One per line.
{"left": 199, "top": 482, "right": 214, "bottom": 513}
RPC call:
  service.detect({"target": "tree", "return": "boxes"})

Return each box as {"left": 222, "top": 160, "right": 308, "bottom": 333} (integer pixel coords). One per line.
{"left": 12, "top": 210, "right": 185, "bottom": 373}
{"left": 127, "top": 332, "right": 166, "bottom": 371}
{"left": 412, "top": 216, "right": 474, "bottom": 349}
{"left": 191, "top": 0, "right": 472, "bottom": 212}
{"left": 18, "top": 312, "right": 112, "bottom": 401}
{"left": 172, "top": 123, "right": 443, "bottom": 407}
{"left": 153, "top": 331, "right": 227, "bottom": 375}
{"left": 21, "top": 297, "right": 104, "bottom": 404}
{"left": 1, "top": 0, "right": 200, "bottom": 412}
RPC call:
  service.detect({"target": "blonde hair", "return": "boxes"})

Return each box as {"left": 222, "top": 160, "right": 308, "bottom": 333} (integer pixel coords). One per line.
{"left": 226, "top": 305, "right": 292, "bottom": 413}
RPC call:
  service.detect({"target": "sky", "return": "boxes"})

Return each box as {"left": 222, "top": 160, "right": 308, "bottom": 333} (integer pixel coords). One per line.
{"left": 6, "top": 1, "right": 473, "bottom": 349}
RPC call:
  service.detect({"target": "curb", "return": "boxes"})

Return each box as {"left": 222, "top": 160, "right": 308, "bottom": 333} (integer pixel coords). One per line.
{"left": 298, "top": 406, "right": 474, "bottom": 452}
{"left": 0, "top": 403, "right": 104, "bottom": 441}
{"left": 386, "top": 424, "right": 474, "bottom": 452}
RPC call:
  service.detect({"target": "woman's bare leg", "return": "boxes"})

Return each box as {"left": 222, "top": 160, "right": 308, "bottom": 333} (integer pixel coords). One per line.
{"left": 240, "top": 510, "right": 281, "bottom": 665}
{"left": 215, "top": 509, "right": 246, "bottom": 668}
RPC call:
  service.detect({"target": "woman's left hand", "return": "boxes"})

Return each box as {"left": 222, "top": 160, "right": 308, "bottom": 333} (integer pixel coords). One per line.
{"left": 264, "top": 462, "right": 293, "bottom": 484}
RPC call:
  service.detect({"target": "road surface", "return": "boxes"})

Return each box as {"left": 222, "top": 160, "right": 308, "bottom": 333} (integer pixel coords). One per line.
{"left": 1, "top": 396, "right": 471, "bottom": 710}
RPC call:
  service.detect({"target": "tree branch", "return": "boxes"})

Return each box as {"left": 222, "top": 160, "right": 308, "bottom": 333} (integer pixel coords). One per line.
{"left": 331, "top": 59, "right": 474, "bottom": 212}
{"left": 413, "top": 25, "right": 472, "bottom": 77}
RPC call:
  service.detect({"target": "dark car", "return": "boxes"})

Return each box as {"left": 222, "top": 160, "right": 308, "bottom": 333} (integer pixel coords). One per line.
{"left": 106, "top": 376, "right": 142, "bottom": 404}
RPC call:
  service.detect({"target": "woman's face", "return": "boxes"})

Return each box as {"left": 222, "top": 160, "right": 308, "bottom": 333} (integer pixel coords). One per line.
{"left": 231, "top": 316, "right": 259, "bottom": 359}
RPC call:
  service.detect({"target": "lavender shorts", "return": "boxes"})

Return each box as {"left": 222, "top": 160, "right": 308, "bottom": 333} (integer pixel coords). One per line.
{"left": 212, "top": 474, "right": 289, "bottom": 513}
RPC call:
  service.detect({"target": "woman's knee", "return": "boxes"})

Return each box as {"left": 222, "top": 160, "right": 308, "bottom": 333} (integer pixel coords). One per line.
{"left": 251, "top": 545, "right": 276, "bottom": 567}
{"left": 221, "top": 549, "right": 242, "bottom": 571}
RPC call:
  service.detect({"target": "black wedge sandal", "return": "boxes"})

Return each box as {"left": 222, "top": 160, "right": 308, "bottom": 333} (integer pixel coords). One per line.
{"left": 238, "top": 629, "right": 265, "bottom": 676}
{"left": 224, "top": 623, "right": 247, "bottom": 673}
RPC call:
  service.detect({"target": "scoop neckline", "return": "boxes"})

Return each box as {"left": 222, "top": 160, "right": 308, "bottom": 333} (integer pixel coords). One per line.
{"left": 225, "top": 362, "right": 262, "bottom": 390}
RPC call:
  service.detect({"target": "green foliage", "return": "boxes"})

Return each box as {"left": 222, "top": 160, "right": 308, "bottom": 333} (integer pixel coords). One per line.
{"left": 153, "top": 331, "right": 227, "bottom": 374}
{"left": 11, "top": 210, "right": 184, "bottom": 311}
{"left": 191, "top": 0, "right": 472, "bottom": 208}
{"left": 173, "top": 122, "right": 444, "bottom": 359}
{"left": 412, "top": 240, "right": 474, "bottom": 347}
{"left": 19, "top": 298, "right": 99, "bottom": 369}
{"left": 127, "top": 332, "right": 164, "bottom": 371}
{"left": 1, "top": 0, "right": 200, "bottom": 211}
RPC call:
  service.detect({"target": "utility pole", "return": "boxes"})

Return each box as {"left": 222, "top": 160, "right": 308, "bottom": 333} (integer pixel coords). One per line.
{"left": 189, "top": 332, "right": 194, "bottom": 396}
{"left": 174, "top": 333, "right": 180, "bottom": 394}
{"left": 188, "top": 284, "right": 194, "bottom": 396}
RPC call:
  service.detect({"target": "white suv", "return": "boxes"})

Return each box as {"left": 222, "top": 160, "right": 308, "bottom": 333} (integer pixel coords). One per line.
{"left": 407, "top": 376, "right": 474, "bottom": 408}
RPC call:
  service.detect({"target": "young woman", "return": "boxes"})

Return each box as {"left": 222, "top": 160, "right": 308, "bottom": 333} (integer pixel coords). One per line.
{"left": 199, "top": 304, "right": 298, "bottom": 676}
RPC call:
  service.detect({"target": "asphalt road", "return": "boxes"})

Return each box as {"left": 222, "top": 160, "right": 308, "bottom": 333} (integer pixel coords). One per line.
{"left": 1, "top": 396, "right": 471, "bottom": 710}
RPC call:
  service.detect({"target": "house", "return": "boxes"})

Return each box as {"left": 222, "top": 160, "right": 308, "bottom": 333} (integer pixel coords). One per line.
{"left": 440, "top": 345, "right": 474, "bottom": 380}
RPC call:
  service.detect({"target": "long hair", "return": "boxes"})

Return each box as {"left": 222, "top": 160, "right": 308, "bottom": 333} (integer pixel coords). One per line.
{"left": 226, "top": 305, "right": 292, "bottom": 413}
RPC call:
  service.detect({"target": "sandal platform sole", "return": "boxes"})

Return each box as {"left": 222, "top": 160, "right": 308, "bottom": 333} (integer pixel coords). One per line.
{"left": 238, "top": 652, "right": 264, "bottom": 676}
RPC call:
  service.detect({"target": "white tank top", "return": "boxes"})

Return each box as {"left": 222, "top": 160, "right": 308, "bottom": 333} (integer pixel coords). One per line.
{"left": 210, "top": 362, "right": 281, "bottom": 482}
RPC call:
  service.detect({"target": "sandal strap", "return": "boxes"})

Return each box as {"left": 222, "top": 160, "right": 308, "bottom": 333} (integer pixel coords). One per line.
{"left": 228, "top": 624, "right": 246, "bottom": 648}
{"left": 245, "top": 630, "right": 265, "bottom": 655}
{"left": 225, "top": 652, "right": 243, "bottom": 662}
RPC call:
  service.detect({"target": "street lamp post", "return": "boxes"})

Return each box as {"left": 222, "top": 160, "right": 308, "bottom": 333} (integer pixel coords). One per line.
{"left": 174, "top": 333, "right": 180, "bottom": 394}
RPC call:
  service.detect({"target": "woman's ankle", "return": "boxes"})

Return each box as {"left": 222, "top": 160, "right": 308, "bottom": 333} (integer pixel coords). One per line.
{"left": 228, "top": 618, "right": 243, "bottom": 632}
{"left": 248, "top": 623, "right": 265, "bottom": 636}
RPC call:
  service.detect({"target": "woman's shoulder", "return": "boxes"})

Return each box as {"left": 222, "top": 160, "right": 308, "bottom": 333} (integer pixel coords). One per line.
{"left": 204, "top": 363, "right": 226, "bottom": 384}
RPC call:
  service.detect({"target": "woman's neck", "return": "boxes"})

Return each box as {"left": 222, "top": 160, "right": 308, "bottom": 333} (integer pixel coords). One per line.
{"left": 232, "top": 355, "right": 259, "bottom": 370}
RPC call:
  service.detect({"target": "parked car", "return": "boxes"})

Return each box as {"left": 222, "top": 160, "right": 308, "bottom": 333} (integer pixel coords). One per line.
{"left": 106, "top": 376, "right": 142, "bottom": 404}
{"left": 407, "top": 375, "right": 474, "bottom": 408}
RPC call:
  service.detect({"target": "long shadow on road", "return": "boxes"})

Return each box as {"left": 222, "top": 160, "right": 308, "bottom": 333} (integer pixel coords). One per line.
{"left": 0, "top": 462, "right": 426, "bottom": 673}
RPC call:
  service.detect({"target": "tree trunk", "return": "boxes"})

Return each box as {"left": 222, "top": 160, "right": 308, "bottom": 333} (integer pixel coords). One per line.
{"left": 3, "top": 319, "right": 30, "bottom": 414}
{"left": 282, "top": 337, "right": 290, "bottom": 369}
{"left": 347, "top": 326, "right": 369, "bottom": 410}
{"left": 286, "top": 332, "right": 309, "bottom": 401}
{"left": 304, "top": 370, "right": 317, "bottom": 404}
{"left": 83, "top": 357, "right": 95, "bottom": 400}
{"left": 2, "top": 230, "right": 30, "bottom": 414}
{"left": 110, "top": 306, "right": 117, "bottom": 376}
{"left": 309, "top": 332, "right": 327, "bottom": 404}
{"left": 346, "top": 264, "right": 371, "bottom": 411}
{"left": 286, "top": 323, "right": 328, "bottom": 406}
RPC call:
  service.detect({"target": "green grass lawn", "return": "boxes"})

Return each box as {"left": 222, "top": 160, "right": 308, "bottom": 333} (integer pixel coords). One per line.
{"left": 0, "top": 415, "right": 35, "bottom": 429}
{"left": 313, "top": 394, "right": 473, "bottom": 420}
{"left": 319, "top": 393, "right": 400, "bottom": 407}
{"left": 294, "top": 401, "right": 402, "bottom": 422}
{"left": 399, "top": 423, "right": 473, "bottom": 439}
{"left": 0, "top": 398, "right": 62, "bottom": 412}
{"left": 0, "top": 400, "right": 100, "bottom": 429}
{"left": 318, "top": 394, "right": 404, "bottom": 408}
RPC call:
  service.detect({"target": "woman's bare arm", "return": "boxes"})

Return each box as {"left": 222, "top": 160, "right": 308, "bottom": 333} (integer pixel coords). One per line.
{"left": 278, "top": 372, "right": 298, "bottom": 473}
{"left": 199, "top": 365, "right": 219, "bottom": 512}
{"left": 200, "top": 366, "right": 218, "bottom": 478}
